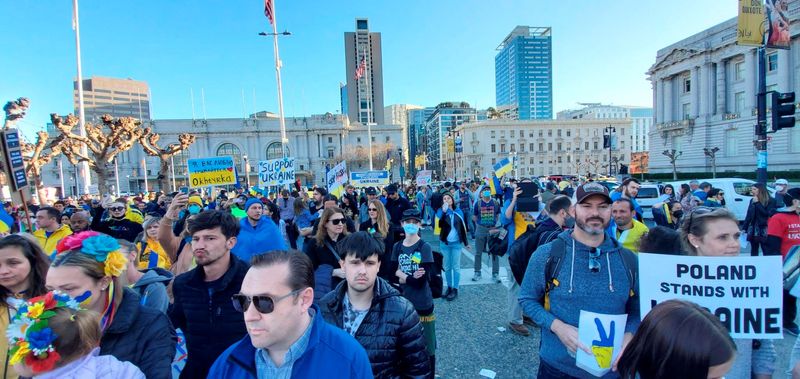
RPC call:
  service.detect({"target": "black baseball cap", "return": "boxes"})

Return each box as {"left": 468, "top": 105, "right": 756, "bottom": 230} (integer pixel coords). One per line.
{"left": 385, "top": 184, "right": 398, "bottom": 194}
{"left": 365, "top": 187, "right": 377, "bottom": 196}
{"left": 401, "top": 208, "right": 422, "bottom": 223}
{"left": 575, "top": 182, "right": 612, "bottom": 204}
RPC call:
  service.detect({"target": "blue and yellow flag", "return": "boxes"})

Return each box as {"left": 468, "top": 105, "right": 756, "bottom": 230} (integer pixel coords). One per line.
{"left": 493, "top": 157, "right": 512, "bottom": 178}
{"left": 486, "top": 174, "right": 502, "bottom": 196}
{"left": 0, "top": 207, "right": 14, "bottom": 233}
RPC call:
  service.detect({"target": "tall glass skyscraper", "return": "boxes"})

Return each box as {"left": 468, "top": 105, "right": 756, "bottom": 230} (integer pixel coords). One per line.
{"left": 495, "top": 26, "right": 552, "bottom": 120}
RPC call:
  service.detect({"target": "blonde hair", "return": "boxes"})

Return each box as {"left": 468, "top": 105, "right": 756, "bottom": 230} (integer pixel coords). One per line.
{"left": 315, "top": 207, "right": 348, "bottom": 247}
{"left": 367, "top": 199, "right": 389, "bottom": 237}
{"left": 49, "top": 307, "right": 102, "bottom": 365}
{"left": 50, "top": 251, "right": 127, "bottom": 309}
{"left": 680, "top": 208, "right": 739, "bottom": 256}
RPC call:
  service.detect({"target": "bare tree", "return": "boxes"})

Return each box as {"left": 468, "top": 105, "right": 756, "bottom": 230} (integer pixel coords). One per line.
{"left": 3, "top": 97, "right": 30, "bottom": 130}
{"left": 20, "top": 131, "right": 65, "bottom": 202}
{"left": 337, "top": 142, "right": 397, "bottom": 171}
{"left": 51, "top": 113, "right": 145, "bottom": 194}
{"left": 139, "top": 127, "right": 196, "bottom": 191}
{"left": 662, "top": 149, "right": 682, "bottom": 180}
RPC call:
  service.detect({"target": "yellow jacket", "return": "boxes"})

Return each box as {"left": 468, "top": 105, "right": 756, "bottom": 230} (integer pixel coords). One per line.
{"left": 33, "top": 224, "right": 73, "bottom": 256}
{"left": 1, "top": 304, "right": 18, "bottom": 379}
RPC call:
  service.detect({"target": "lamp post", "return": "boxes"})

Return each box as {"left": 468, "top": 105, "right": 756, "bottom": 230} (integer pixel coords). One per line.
{"left": 258, "top": 30, "right": 292, "bottom": 159}
{"left": 397, "top": 148, "right": 404, "bottom": 183}
{"left": 604, "top": 125, "right": 616, "bottom": 177}
{"left": 703, "top": 147, "right": 720, "bottom": 179}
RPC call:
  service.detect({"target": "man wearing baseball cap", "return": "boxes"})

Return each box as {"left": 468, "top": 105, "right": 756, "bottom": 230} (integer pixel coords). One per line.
{"left": 519, "top": 182, "right": 640, "bottom": 378}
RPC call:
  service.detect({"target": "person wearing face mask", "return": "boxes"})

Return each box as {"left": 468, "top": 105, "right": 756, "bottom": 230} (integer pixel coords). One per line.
{"left": 90, "top": 201, "right": 143, "bottom": 243}
{"left": 682, "top": 207, "right": 776, "bottom": 379}
{"left": 231, "top": 198, "right": 287, "bottom": 263}
{"left": 653, "top": 201, "right": 684, "bottom": 230}
{"left": 507, "top": 195, "right": 574, "bottom": 336}
{"left": 773, "top": 179, "right": 789, "bottom": 207}
{"left": 472, "top": 186, "right": 502, "bottom": 283}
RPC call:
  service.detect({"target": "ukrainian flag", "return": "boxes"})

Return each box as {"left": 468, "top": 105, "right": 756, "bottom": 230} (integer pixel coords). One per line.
{"left": 493, "top": 157, "right": 512, "bottom": 178}
{"left": 0, "top": 207, "right": 14, "bottom": 233}
{"left": 486, "top": 174, "right": 502, "bottom": 196}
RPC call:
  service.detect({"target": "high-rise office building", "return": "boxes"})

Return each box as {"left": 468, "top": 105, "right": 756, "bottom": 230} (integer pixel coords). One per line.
{"left": 73, "top": 76, "right": 150, "bottom": 123}
{"left": 495, "top": 26, "right": 553, "bottom": 120}
{"left": 344, "top": 18, "right": 384, "bottom": 125}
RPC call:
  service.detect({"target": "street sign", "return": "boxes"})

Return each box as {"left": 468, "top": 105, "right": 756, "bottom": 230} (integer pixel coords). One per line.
{"left": 1, "top": 129, "right": 28, "bottom": 191}
{"left": 350, "top": 171, "right": 390, "bottom": 187}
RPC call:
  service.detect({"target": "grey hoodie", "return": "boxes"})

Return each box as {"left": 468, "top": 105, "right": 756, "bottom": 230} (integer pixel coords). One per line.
{"left": 131, "top": 268, "right": 173, "bottom": 313}
{"left": 519, "top": 230, "right": 640, "bottom": 379}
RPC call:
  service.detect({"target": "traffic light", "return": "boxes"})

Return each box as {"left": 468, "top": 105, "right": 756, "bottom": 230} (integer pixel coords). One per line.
{"left": 771, "top": 92, "right": 796, "bottom": 132}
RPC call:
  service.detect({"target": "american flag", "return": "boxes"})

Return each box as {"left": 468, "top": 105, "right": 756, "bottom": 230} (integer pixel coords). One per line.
{"left": 354, "top": 57, "right": 366, "bottom": 80}
{"left": 264, "top": 0, "right": 274, "bottom": 25}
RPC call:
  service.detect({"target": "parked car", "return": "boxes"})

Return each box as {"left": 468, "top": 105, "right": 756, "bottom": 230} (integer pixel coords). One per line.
{"left": 666, "top": 178, "right": 775, "bottom": 221}
{"left": 634, "top": 183, "right": 663, "bottom": 220}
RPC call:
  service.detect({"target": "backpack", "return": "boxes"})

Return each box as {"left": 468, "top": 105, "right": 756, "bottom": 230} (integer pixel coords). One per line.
{"left": 543, "top": 238, "right": 638, "bottom": 311}
{"left": 392, "top": 240, "right": 444, "bottom": 299}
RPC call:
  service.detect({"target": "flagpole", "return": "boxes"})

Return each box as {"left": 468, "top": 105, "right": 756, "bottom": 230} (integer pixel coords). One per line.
{"left": 72, "top": 0, "right": 92, "bottom": 195}
{"left": 269, "top": 0, "right": 289, "bottom": 158}
{"left": 364, "top": 52, "right": 374, "bottom": 170}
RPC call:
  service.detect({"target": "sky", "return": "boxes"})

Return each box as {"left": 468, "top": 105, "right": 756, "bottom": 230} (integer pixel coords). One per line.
{"left": 0, "top": 1, "right": 738, "bottom": 140}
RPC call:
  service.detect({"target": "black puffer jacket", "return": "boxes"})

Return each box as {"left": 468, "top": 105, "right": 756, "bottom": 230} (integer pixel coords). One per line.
{"left": 320, "top": 277, "right": 431, "bottom": 379}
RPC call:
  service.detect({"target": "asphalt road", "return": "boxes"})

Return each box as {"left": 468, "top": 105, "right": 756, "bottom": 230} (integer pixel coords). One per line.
{"left": 420, "top": 228, "right": 798, "bottom": 379}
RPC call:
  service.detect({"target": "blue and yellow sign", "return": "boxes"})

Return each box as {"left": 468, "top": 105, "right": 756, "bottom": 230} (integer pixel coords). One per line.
{"left": 187, "top": 156, "right": 237, "bottom": 188}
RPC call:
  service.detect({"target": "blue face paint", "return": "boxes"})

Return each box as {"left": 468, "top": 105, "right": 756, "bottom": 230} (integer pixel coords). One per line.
{"left": 482, "top": 191, "right": 492, "bottom": 198}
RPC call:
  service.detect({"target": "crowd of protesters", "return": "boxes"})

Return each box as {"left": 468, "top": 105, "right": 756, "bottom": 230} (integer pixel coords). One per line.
{"left": 0, "top": 174, "right": 798, "bottom": 379}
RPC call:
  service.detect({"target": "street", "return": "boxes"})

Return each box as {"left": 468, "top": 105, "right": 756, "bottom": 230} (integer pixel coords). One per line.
{"left": 419, "top": 228, "right": 798, "bottom": 378}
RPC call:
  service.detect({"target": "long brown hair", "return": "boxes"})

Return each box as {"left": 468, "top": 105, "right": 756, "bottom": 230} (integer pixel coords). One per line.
{"left": 752, "top": 183, "right": 770, "bottom": 207}
{"left": 0, "top": 234, "right": 50, "bottom": 300}
{"left": 50, "top": 307, "right": 102, "bottom": 366}
{"left": 367, "top": 199, "right": 389, "bottom": 237}
{"left": 314, "top": 207, "right": 348, "bottom": 247}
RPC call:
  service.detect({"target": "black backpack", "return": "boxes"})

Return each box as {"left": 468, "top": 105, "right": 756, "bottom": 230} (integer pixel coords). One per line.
{"left": 392, "top": 240, "right": 444, "bottom": 299}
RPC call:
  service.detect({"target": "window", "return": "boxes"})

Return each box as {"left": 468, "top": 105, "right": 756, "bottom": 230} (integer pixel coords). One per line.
{"left": 510, "top": 144, "right": 516, "bottom": 152}
{"left": 557, "top": 156, "right": 562, "bottom": 163}
{"left": 510, "top": 130, "right": 515, "bottom": 138}
{"left": 519, "top": 143, "right": 525, "bottom": 152}
{"left": 500, "top": 144, "right": 506, "bottom": 153}
{"left": 724, "top": 129, "right": 738, "bottom": 157}
{"left": 216, "top": 143, "right": 242, "bottom": 171}
{"left": 734, "top": 92, "right": 745, "bottom": 114}
{"left": 491, "top": 131, "right": 496, "bottom": 138}
{"left": 539, "top": 143, "right": 544, "bottom": 151}
{"left": 529, "top": 132, "right": 534, "bottom": 138}
{"left": 548, "top": 130, "right": 552, "bottom": 137}
{"left": 472, "top": 132, "right": 477, "bottom": 140}
{"left": 491, "top": 158, "right": 496, "bottom": 165}
{"left": 266, "top": 142, "right": 289, "bottom": 160}
{"left": 594, "top": 141, "right": 599, "bottom": 150}
{"left": 530, "top": 157, "right": 534, "bottom": 164}
{"left": 385, "top": 136, "right": 390, "bottom": 142}
{"left": 328, "top": 136, "right": 333, "bottom": 143}
{"left": 567, "top": 130, "right": 571, "bottom": 137}
{"left": 357, "top": 137, "right": 361, "bottom": 143}
{"left": 734, "top": 61, "right": 745, "bottom": 81}
{"left": 372, "top": 136, "right": 376, "bottom": 142}
{"left": 548, "top": 143, "right": 553, "bottom": 151}
{"left": 539, "top": 131, "right": 543, "bottom": 137}
{"left": 682, "top": 103, "right": 691, "bottom": 120}
{"left": 327, "top": 149, "right": 335, "bottom": 158}
{"left": 557, "top": 129, "right": 562, "bottom": 137}
{"left": 682, "top": 76, "right": 691, "bottom": 93}
{"left": 529, "top": 143, "right": 534, "bottom": 151}
{"left": 767, "top": 53, "right": 778, "bottom": 72}
{"left": 557, "top": 142, "right": 562, "bottom": 151}
{"left": 491, "top": 144, "right": 496, "bottom": 153}
{"left": 585, "top": 142, "right": 590, "bottom": 150}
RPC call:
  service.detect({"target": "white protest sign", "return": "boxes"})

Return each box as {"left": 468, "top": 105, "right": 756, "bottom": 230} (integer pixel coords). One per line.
{"left": 639, "top": 253, "right": 783, "bottom": 339}
{"left": 576, "top": 311, "right": 627, "bottom": 377}
{"left": 326, "top": 160, "right": 347, "bottom": 197}
{"left": 257, "top": 157, "right": 295, "bottom": 186}
{"left": 416, "top": 170, "right": 432, "bottom": 186}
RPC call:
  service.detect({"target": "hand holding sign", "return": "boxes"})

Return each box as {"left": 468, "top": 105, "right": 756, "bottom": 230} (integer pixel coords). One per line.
{"left": 576, "top": 311, "right": 627, "bottom": 377}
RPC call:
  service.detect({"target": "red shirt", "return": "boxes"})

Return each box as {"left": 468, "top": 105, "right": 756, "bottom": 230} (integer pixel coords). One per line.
{"left": 767, "top": 212, "right": 800, "bottom": 257}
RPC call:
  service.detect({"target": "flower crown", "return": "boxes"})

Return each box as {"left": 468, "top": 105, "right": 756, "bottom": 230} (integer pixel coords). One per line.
{"left": 6, "top": 291, "right": 90, "bottom": 373}
{"left": 55, "top": 231, "right": 128, "bottom": 277}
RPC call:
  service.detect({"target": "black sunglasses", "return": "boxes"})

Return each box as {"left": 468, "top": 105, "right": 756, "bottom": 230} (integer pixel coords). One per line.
{"left": 109, "top": 207, "right": 125, "bottom": 212}
{"left": 368, "top": 207, "right": 378, "bottom": 211}
{"left": 589, "top": 247, "right": 601, "bottom": 273}
{"left": 231, "top": 289, "right": 302, "bottom": 314}
{"left": 329, "top": 218, "right": 345, "bottom": 225}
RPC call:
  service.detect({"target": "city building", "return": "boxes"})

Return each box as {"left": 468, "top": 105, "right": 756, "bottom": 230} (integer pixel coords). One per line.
{"left": 423, "top": 102, "right": 478, "bottom": 178}
{"left": 384, "top": 104, "right": 422, "bottom": 166}
{"left": 73, "top": 76, "right": 150, "bottom": 123}
{"left": 557, "top": 103, "right": 653, "bottom": 152}
{"left": 454, "top": 119, "right": 631, "bottom": 180}
{"left": 647, "top": 5, "right": 800, "bottom": 175}
{"left": 407, "top": 107, "right": 435, "bottom": 175}
{"left": 495, "top": 26, "right": 553, "bottom": 120}
{"left": 42, "top": 113, "right": 403, "bottom": 195}
{"left": 344, "top": 18, "right": 384, "bottom": 125}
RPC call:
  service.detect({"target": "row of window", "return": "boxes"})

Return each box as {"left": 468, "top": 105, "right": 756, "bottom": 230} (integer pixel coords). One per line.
{"left": 486, "top": 128, "right": 626, "bottom": 139}
{"left": 680, "top": 53, "right": 780, "bottom": 96}
{"left": 489, "top": 140, "right": 625, "bottom": 153}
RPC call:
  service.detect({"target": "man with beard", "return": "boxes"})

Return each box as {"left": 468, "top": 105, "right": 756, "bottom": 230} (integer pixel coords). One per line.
{"left": 320, "top": 231, "right": 430, "bottom": 378}
{"left": 610, "top": 198, "right": 649, "bottom": 253}
{"left": 231, "top": 197, "right": 287, "bottom": 262}
{"left": 69, "top": 210, "right": 92, "bottom": 233}
{"left": 169, "top": 210, "right": 249, "bottom": 378}
{"left": 519, "top": 182, "right": 640, "bottom": 378}
{"left": 610, "top": 177, "right": 643, "bottom": 221}
{"left": 90, "top": 199, "right": 143, "bottom": 242}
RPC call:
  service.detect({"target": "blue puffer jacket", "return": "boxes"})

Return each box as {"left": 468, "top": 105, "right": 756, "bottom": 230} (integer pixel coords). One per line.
{"left": 231, "top": 216, "right": 288, "bottom": 262}
{"left": 207, "top": 305, "right": 374, "bottom": 379}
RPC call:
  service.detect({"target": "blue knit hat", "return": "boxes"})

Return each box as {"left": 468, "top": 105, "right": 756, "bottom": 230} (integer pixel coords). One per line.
{"left": 244, "top": 197, "right": 263, "bottom": 211}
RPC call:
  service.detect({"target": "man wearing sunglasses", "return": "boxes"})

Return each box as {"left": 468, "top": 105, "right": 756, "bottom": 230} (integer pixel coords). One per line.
{"left": 320, "top": 231, "right": 431, "bottom": 378}
{"left": 90, "top": 200, "right": 143, "bottom": 242}
{"left": 209, "top": 250, "right": 373, "bottom": 379}
{"left": 518, "top": 182, "right": 640, "bottom": 378}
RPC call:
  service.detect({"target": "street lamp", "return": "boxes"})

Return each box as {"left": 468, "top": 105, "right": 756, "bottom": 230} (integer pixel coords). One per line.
{"left": 258, "top": 31, "right": 291, "bottom": 36}
{"left": 703, "top": 147, "right": 721, "bottom": 179}
{"left": 242, "top": 155, "right": 250, "bottom": 188}
{"left": 604, "top": 125, "right": 617, "bottom": 177}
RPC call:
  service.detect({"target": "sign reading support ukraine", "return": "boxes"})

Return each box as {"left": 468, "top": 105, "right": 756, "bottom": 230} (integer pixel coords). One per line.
{"left": 350, "top": 171, "right": 389, "bottom": 186}
{"left": 258, "top": 157, "right": 295, "bottom": 186}
{"left": 187, "top": 156, "right": 237, "bottom": 188}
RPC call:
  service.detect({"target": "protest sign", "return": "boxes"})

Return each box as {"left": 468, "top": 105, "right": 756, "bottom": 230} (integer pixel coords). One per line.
{"left": 350, "top": 171, "right": 389, "bottom": 187}
{"left": 639, "top": 253, "right": 783, "bottom": 339}
{"left": 576, "top": 311, "right": 627, "bottom": 378}
{"left": 326, "top": 161, "right": 347, "bottom": 197}
{"left": 187, "top": 156, "right": 237, "bottom": 188}
{"left": 416, "top": 170, "right": 432, "bottom": 186}
{"left": 258, "top": 157, "right": 295, "bottom": 186}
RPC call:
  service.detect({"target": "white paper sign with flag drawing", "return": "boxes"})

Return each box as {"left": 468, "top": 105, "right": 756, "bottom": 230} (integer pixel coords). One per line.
{"left": 576, "top": 311, "right": 627, "bottom": 378}
{"left": 258, "top": 157, "right": 295, "bottom": 187}
{"left": 639, "top": 253, "right": 783, "bottom": 339}
{"left": 326, "top": 160, "right": 348, "bottom": 197}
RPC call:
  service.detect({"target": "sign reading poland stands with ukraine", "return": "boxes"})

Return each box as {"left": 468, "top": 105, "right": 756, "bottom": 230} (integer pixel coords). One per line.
{"left": 639, "top": 253, "right": 782, "bottom": 339}
{"left": 187, "top": 156, "right": 237, "bottom": 187}
{"left": 258, "top": 157, "right": 295, "bottom": 186}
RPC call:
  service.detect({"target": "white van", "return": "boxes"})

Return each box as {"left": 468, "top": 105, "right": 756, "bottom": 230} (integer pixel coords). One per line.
{"left": 666, "top": 178, "right": 774, "bottom": 221}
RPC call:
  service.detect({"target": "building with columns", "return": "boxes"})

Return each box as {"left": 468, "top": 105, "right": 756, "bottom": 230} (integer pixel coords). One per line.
{"left": 452, "top": 118, "right": 631, "bottom": 180}
{"left": 41, "top": 113, "right": 403, "bottom": 195}
{"left": 557, "top": 103, "right": 653, "bottom": 153}
{"left": 648, "top": 4, "right": 800, "bottom": 175}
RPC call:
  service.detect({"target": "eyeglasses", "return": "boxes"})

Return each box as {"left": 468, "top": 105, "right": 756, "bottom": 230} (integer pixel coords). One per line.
{"left": 368, "top": 208, "right": 378, "bottom": 212}
{"left": 329, "top": 218, "right": 345, "bottom": 225}
{"left": 718, "top": 193, "right": 725, "bottom": 196}
{"left": 686, "top": 206, "right": 715, "bottom": 234}
{"left": 109, "top": 207, "right": 125, "bottom": 212}
{"left": 589, "top": 247, "right": 601, "bottom": 273}
{"left": 231, "top": 289, "right": 302, "bottom": 314}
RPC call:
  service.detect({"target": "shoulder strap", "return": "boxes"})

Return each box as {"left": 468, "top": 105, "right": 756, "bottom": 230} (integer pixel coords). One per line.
{"left": 617, "top": 250, "right": 638, "bottom": 297}
{"left": 545, "top": 238, "right": 567, "bottom": 289}
{"left": 176, "top": 238, "right": 188, "bottom": 258}
{"left": 323, "top": 240, "right": 341, "bottom": 262}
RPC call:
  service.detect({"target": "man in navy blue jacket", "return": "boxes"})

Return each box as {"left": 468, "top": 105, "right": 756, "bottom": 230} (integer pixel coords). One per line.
{"left": 208, "top": 250, "right": 373, "bottom": 379}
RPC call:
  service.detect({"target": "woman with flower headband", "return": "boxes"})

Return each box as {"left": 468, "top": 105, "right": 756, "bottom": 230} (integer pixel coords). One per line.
{"left": 0, "top": 235, "right": 51, "bottom": 379}
{"left": 7, "top": 291, "right": 145, "bottom": 378}
{"left": 44, "top": 231, "right": 176, "bottom": 379}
